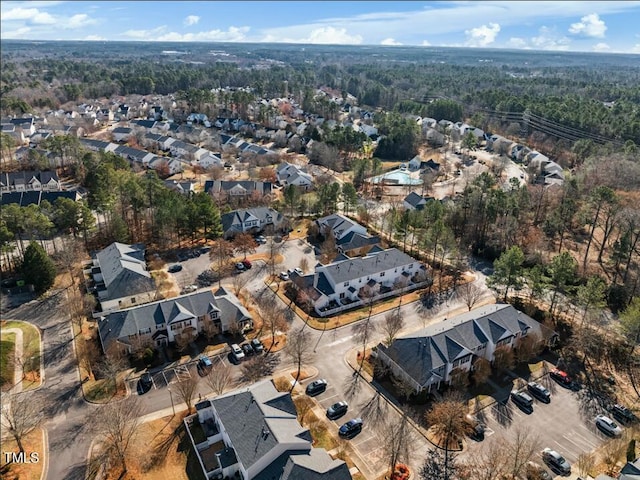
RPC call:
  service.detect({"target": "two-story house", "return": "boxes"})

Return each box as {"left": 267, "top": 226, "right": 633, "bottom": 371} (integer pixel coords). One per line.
{"left": 97, "top": 287, "right": 252, "bottom": 355}
{"left": 88, "top": 242, "right": 157, "bottom": 313}
{"left": 376, "top": 304, "right": 557, "bottom": 394}
{"left": 185, "top": 379, "right": 351, "bottom": 480}
{"left": 0, "top": 171, "right": 62, "bottom": 192}
{"left": 294, "top": 247, "right": 428, "bottom": 316}
{"left": 221, "top": 207, "right": 285, "bottom": 238}
{"left": 315, "top": 213, "right": 368, "bottom": 242}
{"left": 112, "top": 126, "right": 133, "bottom": 142}
{"left": 276, "top": 163, "right": 313, "bottom": 190}
{"left": 205, "top": 180, "right": 273, "bottom": 201}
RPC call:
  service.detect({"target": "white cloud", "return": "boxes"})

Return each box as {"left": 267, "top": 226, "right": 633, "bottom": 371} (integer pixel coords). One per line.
{"left": 184, "top": 15, "right": 200, "bottom": 26}
{"left": 2, "top": 7, "right": 56, "bottom": 24}
{"left": 84, "top": 35, "right": 105, "bottom": 41}
{"left": 122, "top": 25, "right": 250, "bottom": 42}
{"left": 262, "top": 26, "right": 362, "bottom": 45}
{"left": 381, "top": 37, "right": 402, "bottom": 46}
{"left": 465, "top": 23, "right": 500, "bottom": 47}
{"left": 1, "top": 26, "right": 31, "bottom": 39}
{"left": 306, "top": 26, "right": 362, "bottom": 45}
{"left": 631, "top": 44, "right": 640, "bottom": 53}
{"left": 123, "top": 26, "right": 168, "bottom": 39}
{"left": 66, "top": 14, "right": 96, "bottom": 29}
{"left": 421, "top": 40, "right": 431, "bottom": 46}
{"left": 507, "top": 37, "right": 528, "bottom": 48}
{"left": 569, "top": 13, "right": 607, "bottom": 38}
{"left": 158, "top": 26, "right": 249, "bottom": 42}
{"left": 592, "top": 42, "right": 611, "bottom": 52}
{"left": 531, "top": 26, "right": 572, "bottom": 51}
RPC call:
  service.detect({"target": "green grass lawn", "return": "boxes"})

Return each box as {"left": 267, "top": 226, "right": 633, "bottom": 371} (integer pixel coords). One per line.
{"left": 1, "top": 321, "right": 42, "bottom": 390}
{"left": 0, "top": 334, "right": 16, "bottom": 388}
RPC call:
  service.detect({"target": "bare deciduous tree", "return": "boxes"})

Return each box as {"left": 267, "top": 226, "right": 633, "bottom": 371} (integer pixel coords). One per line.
{"left": 514, "top": 332, "right": 543, "bottom": 364}
{"left": 493, "top": 345, "right": 516, "bottom": 373}
{"left": 284, "top": 326, "right": 314, "bottom": 393}
{"left": 425, "top": 392, "right": 468, "bottom": 476}
{"left": 98, "top": 354, "right": 126, "bottom": 393}
{"left": 504, "top": 426, "right": 541, "bottom": 478}
{"left": 576, "top": 451, "right": 596, "bottom": 478}
{"left": 93, "top": 396, "right": 142, "bottom": 473}
{"left": 382, "top": 414, "right": 415, "bottom": 477}
{"left": 204, "top": 358, "right": 234, "bottom": 396}
{"left": 381, "top": 310, "right": 405, "bottom": 347}
{"left": 239, "top": 355, "right": 274, "bottom": 383}
{"left": 0, "top": 393, "right": 44, "bottom": 453}
{"left": 472, "top": 357, "right": 491, "bottom": 386}
{"left": 256, "top": 294, "right": 289, "bottom": 352}
{"left": 174, "top": 375, "right": 199, "bottom": 414}
{"left": 457, "top": 281, "right": 483, "bottom": 311}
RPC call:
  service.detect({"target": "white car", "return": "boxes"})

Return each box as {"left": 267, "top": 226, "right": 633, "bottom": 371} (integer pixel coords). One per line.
{"left": 279, "top": 271, "right": 290, "bottom": 281}
{"left": 595, "top": 414, "right": 622, "bottom": 437}
{"left": 230, "top": 343, "right": 245, "bottom": 362}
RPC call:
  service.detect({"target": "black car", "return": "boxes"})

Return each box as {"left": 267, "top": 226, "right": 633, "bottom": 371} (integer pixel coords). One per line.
{"left": 326, "top": 401, "right": 348, "bottom": 420}
{"left": 305, "top": 379, "right": 327, "bottom": 396}
{"left": 242, "top": 343, "right": 255, "bottom": 356}
{"left": 168, "top": 264, "right": 183, "bottom": 273}
{"left": 339, "top": 418, "right": 363, "bottom": 439}
{"left": 610, "top": 404, "right": 635, "bottom": 424}
{"left": 251, "top": 338, "right": 264, "bottom": 354}
{"left": 138, "top": 373, "right": 153, "bottom": 394}
{"left": 527, "top": 382, "right": 551, "bottom": 403}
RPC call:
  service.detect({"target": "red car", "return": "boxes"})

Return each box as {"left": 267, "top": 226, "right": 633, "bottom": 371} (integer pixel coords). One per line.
{"left": 550, "top": 369, "right": 572, "bottom": 387}
{"left": 242, "top": 259, "right": 252, "bottom": 269}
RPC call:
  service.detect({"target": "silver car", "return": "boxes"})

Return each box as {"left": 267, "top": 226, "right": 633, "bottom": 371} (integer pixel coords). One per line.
{"left": 595, "top": 414, "right": 622, "bottom": 437}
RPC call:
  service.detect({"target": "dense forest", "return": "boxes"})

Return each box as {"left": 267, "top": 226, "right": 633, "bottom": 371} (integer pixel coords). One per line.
{"left": 2, "top": 40, "right": 639, "bottom": 146}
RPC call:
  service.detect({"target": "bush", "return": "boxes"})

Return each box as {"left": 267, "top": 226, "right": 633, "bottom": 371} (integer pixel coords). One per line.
{"left": 628, "top": 439, "right": 636, "bottom": 463}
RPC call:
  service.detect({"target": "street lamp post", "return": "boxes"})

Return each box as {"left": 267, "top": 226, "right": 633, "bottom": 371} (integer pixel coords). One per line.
{"left": 168, "top": 387, "right": 175, "bottom": 416}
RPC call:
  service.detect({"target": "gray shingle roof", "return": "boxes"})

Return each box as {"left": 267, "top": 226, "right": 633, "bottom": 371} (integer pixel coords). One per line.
{"left": 281, "top": 448, "right": 352, "bottom": 480}
{"left": 378, "top": 304, "right": 549, "bottom": 389}
{"left": 98, "top": 287, "right": 251, "bottom": 352}
{"left": 211, "top": 380, "right": 308, "bottom": 471}
{"left": 221, "top": 207, "right": 284, "bottom": 236}
{"left": 318, "top": 248, "right": 417, "bottom": 285}
{"left": 95, "top": 243, "right": 153, "bottom": 301}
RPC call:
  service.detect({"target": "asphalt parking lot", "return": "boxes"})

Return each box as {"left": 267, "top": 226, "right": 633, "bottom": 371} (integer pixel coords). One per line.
{"left": 128, "top": 354, "right": 230, "bottom": 394}
{"left": 467, "top": 374, "right": 616, "bottom": 477}
{"left": 306, "top": 379, "right": 392, "bottom": 475}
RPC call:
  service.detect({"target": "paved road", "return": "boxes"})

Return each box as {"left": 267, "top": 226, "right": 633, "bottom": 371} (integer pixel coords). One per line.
{"left": 3, "top": 290, "right": 97, "bottom": 480}
{"left": 0, "top": 238, "right": 494, "bottom": 480}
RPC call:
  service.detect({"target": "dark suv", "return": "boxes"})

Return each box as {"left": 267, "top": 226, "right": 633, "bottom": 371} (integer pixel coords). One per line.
{"left": 326, "top": 402, "right": 348, "bottom": 420}
{"left": 339, "top": 418, "right": 363, "bottom": 439}
{"left": 610, "top": 404, "right": 635, "bottom": 424}
{"left": 305, "top": 379, "right": 327, "bottom": 396}
{"left": 527, "top": 382, "right": 551, "bottom": 403}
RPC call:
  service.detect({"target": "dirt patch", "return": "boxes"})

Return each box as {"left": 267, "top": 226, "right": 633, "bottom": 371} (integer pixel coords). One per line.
{"left": 289, "top": 369, "right": 311, "bottom": 382}
{"left": 262, "top": 334, "right": 286, "bottom": 353}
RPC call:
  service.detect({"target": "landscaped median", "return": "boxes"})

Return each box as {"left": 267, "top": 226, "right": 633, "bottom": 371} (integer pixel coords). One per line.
{"left": 0, "top": 320, "right": 43, "bottom": 391}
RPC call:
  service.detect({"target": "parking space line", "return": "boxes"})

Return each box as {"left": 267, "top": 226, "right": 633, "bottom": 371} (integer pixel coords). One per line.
{"left": 162, "top": 370, "right": 171, "bottom": 385}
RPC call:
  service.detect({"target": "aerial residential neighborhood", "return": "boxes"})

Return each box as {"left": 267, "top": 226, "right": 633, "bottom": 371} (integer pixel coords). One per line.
{"left": 1, "top": 5, "right": 639, "bottom": 480}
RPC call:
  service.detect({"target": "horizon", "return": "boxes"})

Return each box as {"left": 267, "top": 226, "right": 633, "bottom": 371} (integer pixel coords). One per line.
{"left": 2, "top": 1, "right": 640, "bottom": 54}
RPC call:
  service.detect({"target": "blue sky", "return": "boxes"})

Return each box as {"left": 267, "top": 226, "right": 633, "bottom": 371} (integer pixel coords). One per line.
{"left": 2, "top": 1, "right": 640, "bottom": 53}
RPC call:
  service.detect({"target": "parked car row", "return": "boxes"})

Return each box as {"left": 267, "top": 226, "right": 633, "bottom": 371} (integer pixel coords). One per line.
{"left": 305, "top": 378, "right": 364, "bottom": 440}
{"left": 231, "top": 339, "right": 264, "bottom": 363}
